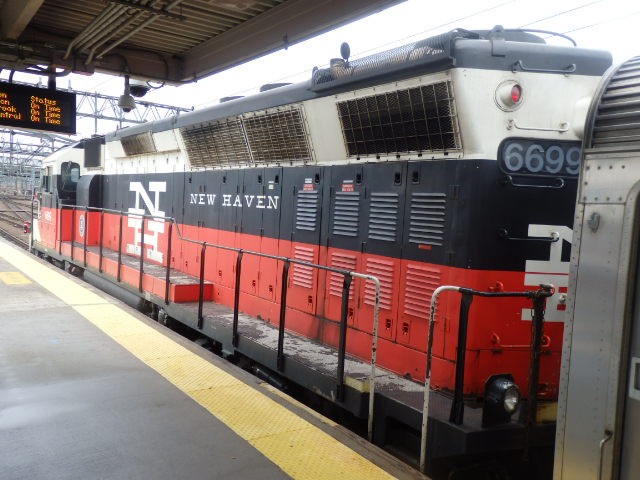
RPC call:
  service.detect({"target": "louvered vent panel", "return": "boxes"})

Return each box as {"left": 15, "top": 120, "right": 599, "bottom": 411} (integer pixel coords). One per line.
{"left": 292, "top": 246, "right": 315, "bottom": 289}
{"left": 332, "top": 191, "right": 360, "bottom": 237}
{"left": 295, "top": 190, "right": 318, "bottom": 231}
{"left": 590, "top": 57, "right": 640, "bottom": 151}
{"left": 243, "top": 108, "right": 312, "bottom": 163}
{"left": 337, "top": 82, "right": 461, "bottom": 157}
{"left": 368, "top": 192, "right": 399, "bottom": 242}
{"left": 121, "top": 132, "right": 156, "bottom": 156}
{"left": 329, "top": 252, "right": 357, "bottom": 299}
{"left": 364, "top": 258, "right": 394, "bottom": 310}
{"left": 409, "top": 192, "right": 446, "bottom": 246}
{"left": 180, "top": 118, "right": 249, "bottom": 168}
{"left": 403, "top": 265, "right": 441, "bottom": 317}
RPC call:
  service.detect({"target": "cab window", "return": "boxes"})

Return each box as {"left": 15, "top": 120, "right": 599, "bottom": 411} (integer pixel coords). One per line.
{"left": 59, "top": 161, "right": 80, "bottom": 192}
{"left": 41, "top": 167, "right": 51, "bottom": 193}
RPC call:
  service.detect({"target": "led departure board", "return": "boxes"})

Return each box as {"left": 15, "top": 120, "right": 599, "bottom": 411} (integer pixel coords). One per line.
{"left": 0, "top": 82, "right": 76, "bottom": 134}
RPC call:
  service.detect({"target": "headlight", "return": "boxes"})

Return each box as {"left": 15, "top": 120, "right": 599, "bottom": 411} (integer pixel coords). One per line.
{"left": 482, "top": 374, "right": 521, "bottom": 427}
{"left": 503, "top": 384, "right": 521, "bottom": 413}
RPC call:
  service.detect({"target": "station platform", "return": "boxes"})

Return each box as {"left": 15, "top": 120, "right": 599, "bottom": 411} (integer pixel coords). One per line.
{"left": 0, "top": 238, "right": 424, "bottom": 480}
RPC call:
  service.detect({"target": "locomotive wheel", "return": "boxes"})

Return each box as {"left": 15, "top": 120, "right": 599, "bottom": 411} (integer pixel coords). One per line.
{"left": 157, "top": 308, "right": 173, "bottom": 327}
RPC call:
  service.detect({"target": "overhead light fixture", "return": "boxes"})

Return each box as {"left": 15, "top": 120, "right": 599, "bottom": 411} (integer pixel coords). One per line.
{"left": 118, "top": 74, "right": 136, "bottom": 113}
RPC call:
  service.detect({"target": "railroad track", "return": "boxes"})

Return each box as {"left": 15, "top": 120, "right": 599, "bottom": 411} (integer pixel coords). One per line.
{"left": 0, "top": 194, "right": 33, "bottom": 250}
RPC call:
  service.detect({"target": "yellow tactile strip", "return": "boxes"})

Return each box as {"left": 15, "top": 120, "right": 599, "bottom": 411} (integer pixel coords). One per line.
{"left": 0, "top": 242, "right": 396, "bottom": 480}
{"left": 0, "top": 271, "right": 31, "bottom": 284}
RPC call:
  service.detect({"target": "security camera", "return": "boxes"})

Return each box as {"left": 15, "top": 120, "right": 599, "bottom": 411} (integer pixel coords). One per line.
{"left": 129, "top": 78, "right": 151, "bottom": 98}
{"left": 118, "top": 93, "right": 136, "bottom": 112}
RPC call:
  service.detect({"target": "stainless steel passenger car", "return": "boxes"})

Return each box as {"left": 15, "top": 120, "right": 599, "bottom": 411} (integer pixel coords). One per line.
{"left": 554, "top": 56, "right": 640, "bottom": 479}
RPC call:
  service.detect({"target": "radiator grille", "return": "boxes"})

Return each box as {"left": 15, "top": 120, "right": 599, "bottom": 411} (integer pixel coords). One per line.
{"left": 364, "top": 257, "right": 395, "bottom": 310}
{"left": 243, "top": 109, "right": 312, "bottom": 163}
{"left": 292, "top": 245, "right": 315, "bottom": 289}
{"left": 332, "top": 191, "right": 360, "bottom": 237}
{"left": 181, "top": 118, "right": 249, "bottom": 168}
{"left": 181, "top": 106, "right": 313, "bottom": 168}
{"left": 121, "top": 132, "right": 156, "bottom": 156}
{"left": 403, "top": 265, "right": 441, "bottom": 318}
{"left": 409, "top": 192, "right": 446, "bottom": 246}
{"left": 337, "top": 82, "right": 461, "bottom": 157}
{"left": 368, "top": 192, "right": 399, "bottom": 242}
{"left": 295, "top": 190, "right": 319, "bottom": 231}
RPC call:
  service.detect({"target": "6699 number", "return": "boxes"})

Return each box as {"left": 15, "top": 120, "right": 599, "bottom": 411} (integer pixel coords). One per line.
{"left": 498, "top": 139, "right": 582, "bottom": 177}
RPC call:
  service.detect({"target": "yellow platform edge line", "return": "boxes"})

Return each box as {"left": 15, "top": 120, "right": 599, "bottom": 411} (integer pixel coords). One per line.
{"left": 0, "top": 241, "right": 396, "bottom": 480}
{"left": 0, "top": 271, "right": 31, "bottom": 284}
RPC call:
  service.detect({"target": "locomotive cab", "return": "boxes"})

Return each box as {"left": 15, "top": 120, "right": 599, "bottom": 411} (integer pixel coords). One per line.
{"left": 39, "top": 143, "right": 84, "bottom": 205}
{"left": 40, "top": 158, "right": 80, "bottom": 203}
{"left": 54, "top": 160, "right": 80, "bottom": 201}
{"left": 33, "top": 143, "right": 85, "bottom": 253}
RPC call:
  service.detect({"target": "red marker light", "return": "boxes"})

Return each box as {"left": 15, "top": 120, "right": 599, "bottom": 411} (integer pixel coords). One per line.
{"left": 511, "top": 84, "right": 522, "bottom": 104}
{"left": 496, "top": 81, "right": 523, "bottom": 110}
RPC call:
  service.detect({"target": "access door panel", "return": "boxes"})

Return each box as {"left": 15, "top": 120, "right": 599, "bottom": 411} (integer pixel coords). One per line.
{"left": 280, "top": 166, "right": 323, "bottom": 316}
{"left": 216, "top": 170, "right": 241, "bottom": 291}
{"left": 359, "top": 162, "right": 406, "bottom": 341}
{"left": 239, "top": 168, "right": 263, "bottom": 298}
{"left": 259, "top": 167, "right": 283, "bottom": 308}
{"left": 325, "top": 164, "right": 365, "bottom": 326}
{"left": 398, "top": 160, "right": 456, "bottom": 354}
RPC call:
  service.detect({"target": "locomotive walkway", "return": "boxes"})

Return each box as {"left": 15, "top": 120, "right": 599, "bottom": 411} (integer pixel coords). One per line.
{"left": 0, "top": 237, "right": 424, "bottom": 480}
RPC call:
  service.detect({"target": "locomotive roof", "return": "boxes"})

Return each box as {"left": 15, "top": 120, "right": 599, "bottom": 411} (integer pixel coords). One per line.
{"left": 104, "top": 25, "right": 612, "bottom": 143}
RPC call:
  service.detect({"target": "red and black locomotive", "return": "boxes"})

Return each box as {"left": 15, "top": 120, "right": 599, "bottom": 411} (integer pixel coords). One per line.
{"left": 33, "top": 26, "right": 612, "bottom": 477}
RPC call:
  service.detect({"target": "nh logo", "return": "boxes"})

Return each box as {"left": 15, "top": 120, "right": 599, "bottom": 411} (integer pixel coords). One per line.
{"left": 128, "top": 181, "right": 166, "bottom": 263}
{"left": 522, "top": 224, "right": 573, "bottom": 323}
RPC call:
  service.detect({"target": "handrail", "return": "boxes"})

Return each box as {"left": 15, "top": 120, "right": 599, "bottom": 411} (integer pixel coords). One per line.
{"left": 139, "top": 213, "right": 145, "bottom": 292}
{"left": 197, "top": 241, "right": 206, "bottom": 328}
{"left": 357, "top": 273, "right": 381, "bottom": 442}
{"left": 83, "top": 206, "right": 88, "bottom": 267}
{"left": 70, "top": 206, "right": 76, "bottom": 261}
{"left": 418, "top": 284, "right": 554, "bottom": 473}
{"left": 232, "top": 250, "right": 243, "bottom": 346}
{"left": 164, "top": 221, "right": 173, "bottom": 304}
{"left": 277, "top": 260, "right": 291, "bottom": 371}
{"left": 58, "top": 203, "right": 63, "bottom": 255}
{"left": 99, "top": 210, "right": 104, "bottom": 273}
{"left": 117, "top": 212, "right": 123, "bottom": 282}
{"left": 60, "top": 205, "right": 377, "bottom": 281}
{"left": 57, "top": 195, "right": 63, "bottom": 255}
{"left": 58, "top": 204, "right": 381, "bottom": 406}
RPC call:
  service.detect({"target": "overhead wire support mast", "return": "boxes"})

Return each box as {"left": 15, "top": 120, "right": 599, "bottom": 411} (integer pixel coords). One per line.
{"left": 0, "top": 83, "right": 192, "bottom": 193}
{"left": 3, "top": 79, "right": 192, "bottom": 129}
{"left": 73, "top": 88, "right": 193, "bottom": 129}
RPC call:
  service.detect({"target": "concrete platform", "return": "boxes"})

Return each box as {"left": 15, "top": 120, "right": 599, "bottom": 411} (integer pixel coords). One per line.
{"left": 0, "top": 238, "right": 424, "bottom": 480}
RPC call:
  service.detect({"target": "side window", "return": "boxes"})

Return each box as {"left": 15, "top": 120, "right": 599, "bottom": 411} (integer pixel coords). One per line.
{"left": 41, "top": 168, "right": 48, "bottom": 192}
{"left": 41, "top": 166, "right": 52, "bottom": 193}
{"left": 59, "top": 161, "right": 80, "bottom": 192}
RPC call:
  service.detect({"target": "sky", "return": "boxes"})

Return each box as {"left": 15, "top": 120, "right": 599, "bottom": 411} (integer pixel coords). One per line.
{"left": 3, "top": 0, "right": 639, "bottom": 139}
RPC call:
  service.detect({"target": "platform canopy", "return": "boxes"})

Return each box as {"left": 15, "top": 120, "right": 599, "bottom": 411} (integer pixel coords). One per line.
{"left": 0, "top": 0, "right": 403, "bottom": 84}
